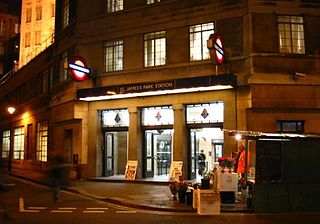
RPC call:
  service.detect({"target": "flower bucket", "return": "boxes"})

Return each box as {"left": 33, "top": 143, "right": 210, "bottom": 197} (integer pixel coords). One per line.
{"left": 200, "top": 178, "right": 210, "bottom": 189}
{"left": 178, "top": 190, "right": 186, "bottom": 203}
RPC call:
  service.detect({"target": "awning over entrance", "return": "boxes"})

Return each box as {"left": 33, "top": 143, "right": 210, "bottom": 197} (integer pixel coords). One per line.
{"left": 225, "top": 129, "right": 320, "bottom": 140}
{"left": 77, "top": 73, "right": 236, "bottom": 101}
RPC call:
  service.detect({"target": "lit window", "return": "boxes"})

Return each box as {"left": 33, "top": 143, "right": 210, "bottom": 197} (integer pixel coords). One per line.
{"left": 25, "top": 32, "right": 31, "bottom": 47}
{"left": 278, "top": 15, "right": 305, "bottom": 54}
{"left": 59, "top": 51, "right": 68, "bottom": 81}
{"left": 186, "top": 102, "right": 224, "bottom": 124}
{"left": 0, "top": 42, "right": 4, "bottom": 55}
{"left": 36, "top": 6, "right": 42, "bottom": 21}
{"left": 144, "top": 31, "right": 166, "bottom": 67}
{"left": 51, "top": 4, "right": 55, "bottom": 17}
{"left": 277, "top": 121, "right": 304, "bottom": 133}
{"left": 0, "top": 20, "right": 5, "bottom": 36}
{"left": 102, "top": 109, "right": 129, "bottom": 127}
{"left": 14, "top": 127, "right": 24, "bottom": 160}
{"left": 35, "top": 31, "right": 41, "bottom": 45}
{"left": 146, "top": 0, "right": 160, "bottom": 4}
{"left": 36, "top": 121, "right": 48, "bottom": 162}
{"left": 14, "top": 23, "right": 20, "bottom": 34}
{"left": 142, "top": 106, "right": 173, "bottom": 126}
{"left": 106, "top": 0, "right": 123, "bottom": 13}
{"left": 189, "top": 22, "right": 214, "bottom": 61}
{"left": 1, "top": 130, "right": 10, "bottom": 159}
{"left": 26, "top": 8, "right": 32, "bottom": 23}
{"left": 62, "top": 0, "right": 69, "bottom": 28}
{"left": 105, "top": 40, "right": 123, "bottom": 72}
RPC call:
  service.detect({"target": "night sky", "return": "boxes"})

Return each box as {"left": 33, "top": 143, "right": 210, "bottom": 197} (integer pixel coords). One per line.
{"left": 0, "top": 0, "right": 21, "bottom": 16}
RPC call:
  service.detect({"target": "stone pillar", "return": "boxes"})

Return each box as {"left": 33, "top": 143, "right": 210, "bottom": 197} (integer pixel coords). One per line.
{"left": 172, "top": 104, "right": 188, "bottom": 178}
{"left": 128, "top": 107, "right": 142, "bottom": 178}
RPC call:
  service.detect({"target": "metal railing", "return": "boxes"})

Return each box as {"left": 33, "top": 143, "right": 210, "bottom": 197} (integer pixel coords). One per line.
{"left": 0, "top": 33, "right": 55, "bottom": 87}
{"left": 153, "top": 155, "right": 169, "bottom": 176}
{"left": 23, "top": 33, "right": 55, "bottom": 66}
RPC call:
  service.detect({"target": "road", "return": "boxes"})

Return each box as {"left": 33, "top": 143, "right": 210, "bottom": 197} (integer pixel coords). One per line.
{"left": 1, "top": 176, "right": 320, "bottom": 224}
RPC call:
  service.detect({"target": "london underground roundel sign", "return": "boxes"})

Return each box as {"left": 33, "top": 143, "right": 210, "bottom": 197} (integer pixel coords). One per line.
{"left": 68, "top": 56, "right": 91, "bottom": 81}
{"left": 213, "top": 34, "right": 224, "bottom": 64}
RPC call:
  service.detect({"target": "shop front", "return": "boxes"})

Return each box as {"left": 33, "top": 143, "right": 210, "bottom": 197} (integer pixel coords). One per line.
{"left": 80, "top": 74, "right": 237, "bottom": 179}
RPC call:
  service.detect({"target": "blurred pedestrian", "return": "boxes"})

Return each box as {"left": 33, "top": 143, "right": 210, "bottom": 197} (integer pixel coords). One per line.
{"left": 0, "top": 165, "right": 14, "bottom": 223}
{"left": 197, "top": 150, "right": 206, "bottom": 176}
{"left": 49, "top": 155, "right": 69, "bottom": 202}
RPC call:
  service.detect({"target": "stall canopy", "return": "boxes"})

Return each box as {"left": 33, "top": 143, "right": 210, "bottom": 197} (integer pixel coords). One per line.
{"left": 225, "top": 129, "right": 320, "bottom": 213}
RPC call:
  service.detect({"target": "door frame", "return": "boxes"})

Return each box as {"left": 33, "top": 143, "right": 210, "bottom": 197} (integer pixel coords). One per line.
{"left": 102, "top": 127, "right": 128, "bottom": 177}
{"left": 142, "top": 126, "right": 173, "bottom": 178}
{"left": 187, "top": 124, "right": 223, "bottom": 179}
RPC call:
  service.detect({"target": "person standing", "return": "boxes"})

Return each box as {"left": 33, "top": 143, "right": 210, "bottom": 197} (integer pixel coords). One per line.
{"left": 236, "top": 142, "right": 250, "bottom": 176}
{"left": 49, "top": 155, "right": 69, "bottom": 202}
{"left": 197, "top": 150, "right": 206, "bottom": 176}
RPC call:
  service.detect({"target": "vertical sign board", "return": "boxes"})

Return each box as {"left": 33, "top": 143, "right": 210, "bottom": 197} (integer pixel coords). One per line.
{"left": 207, "top": 34, "right": 225, "bottom": 65}
{"left": 125, "top": 160, "right": 138, "bottom": 180}
{"left": 169, "top": 161, "right": 183, "bottom": 181}
{"left": 213, "top": 34, "right": 224, "bottom": 64}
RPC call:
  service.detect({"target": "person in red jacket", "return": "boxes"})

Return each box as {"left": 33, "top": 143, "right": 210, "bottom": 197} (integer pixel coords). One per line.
{"left": 236, "top": 142, "right": 250, "bottom": 175}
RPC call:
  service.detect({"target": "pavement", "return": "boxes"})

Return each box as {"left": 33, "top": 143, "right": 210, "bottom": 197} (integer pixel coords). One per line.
{"left": 8, "top": 170, "right": 251, "bottom": 213}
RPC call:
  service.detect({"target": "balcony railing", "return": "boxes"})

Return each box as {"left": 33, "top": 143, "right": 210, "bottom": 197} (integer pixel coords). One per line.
{"left": 23, "top": 33, "right": 55, "bottom": 67}
{"left": 0, "top": 33, "right": 55, "bottom": 87}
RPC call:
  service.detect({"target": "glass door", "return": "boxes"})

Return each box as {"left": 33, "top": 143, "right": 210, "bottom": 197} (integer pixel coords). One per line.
{"left": 145, "top": 131, "right": 154, "bottom": 177}
{"left": 103, "top": 131, "right": 128, "bottom": 177}
{"left": 144, "top": 129, "right": 173, "bottom": 178}
{"left": 190, "top": 130, "right": 197, "bottom": 180}
{"left": 214, "top": 143, "right": 223, "bottom": 162}
{"left": 189, "top": 128, "right": 224, "bottom": 181}
{"left": 104, "top": 133, "right": 114, "bottom": 176}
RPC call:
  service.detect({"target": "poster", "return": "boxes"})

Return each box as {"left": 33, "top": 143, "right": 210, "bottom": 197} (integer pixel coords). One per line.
{"left": 169, "top": 161, "right": 183, "bottom": 181}
{"left": 125, "top": 160, "right": 138, "bottom": 180}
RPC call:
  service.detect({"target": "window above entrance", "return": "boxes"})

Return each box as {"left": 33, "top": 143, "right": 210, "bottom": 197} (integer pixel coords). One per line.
{"left": 102, "top": 109, "right": 129, "bottom": 127}
{"left": 186, "top": 102, "right": 224, "bottom": 124}
{"left": 142, "top": 106, "right": 173, "bottom": 126}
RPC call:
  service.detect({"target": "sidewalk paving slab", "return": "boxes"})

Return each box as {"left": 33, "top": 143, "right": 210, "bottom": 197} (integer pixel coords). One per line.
{"left": 8, "top": 170, "right": 251, "bottom": 213}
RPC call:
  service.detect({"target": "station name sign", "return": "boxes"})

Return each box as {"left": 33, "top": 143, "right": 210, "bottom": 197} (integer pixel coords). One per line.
{"left": 119, "top": 81, "right": 174, "bottom": 94}
{"left": 77, "top": 74, "right": 236, "bottom": 99}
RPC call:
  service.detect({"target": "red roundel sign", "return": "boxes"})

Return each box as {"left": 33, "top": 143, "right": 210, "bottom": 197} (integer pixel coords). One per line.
{"left": 213, "top": 34, "right": 224, "bottom": 64}
{"left": 68, "top": 56, "right": 91, "bottom": 81}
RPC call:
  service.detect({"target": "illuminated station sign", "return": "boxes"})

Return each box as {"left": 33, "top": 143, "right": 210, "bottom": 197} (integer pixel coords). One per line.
{"left": 68, "top": 56, "right": 91, "bottom": 81}
{"left": 213, "top": 34, "right": 224, "bottom": 64}
{"left": 207, "top": 34, "right": 225, "bottom": 65}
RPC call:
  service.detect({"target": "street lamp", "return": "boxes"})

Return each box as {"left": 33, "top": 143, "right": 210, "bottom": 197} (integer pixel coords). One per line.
{"left": 8, "top": 107, "right": 16, "bottom": 115}
{"left": 7, "top": 106, "right": 15, "bottom": 171}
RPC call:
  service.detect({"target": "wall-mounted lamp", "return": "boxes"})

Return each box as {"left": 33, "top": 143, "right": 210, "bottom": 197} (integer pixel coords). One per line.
{"left": 8, "top": 107, "right": 16, "bottom": 115}
{"left": 235, "top": 133, "right": 242, "bottom": 141}
{"left": 7, "top": 106, "right": 15, "bottom": 171}
{"left": 292, "top": 72, "right": 307, "bottom": 80}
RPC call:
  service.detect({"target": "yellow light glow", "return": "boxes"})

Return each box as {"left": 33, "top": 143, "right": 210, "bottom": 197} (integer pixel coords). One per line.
{"left": 235, "top": 133, "right": 242, "bottom": 141}
{"left": 7, "top": 107, "right": 16, "bottom": 114}
{"left": 80, "top": 85, "right": 234, "bottom": 101}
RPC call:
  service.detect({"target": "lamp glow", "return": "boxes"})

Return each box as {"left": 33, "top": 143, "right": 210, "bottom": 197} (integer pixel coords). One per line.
{"left": 8, "top": 107, "right": 16, "bottom": 115}
{"left": 235, "top": 133, "right": 242, "bottom": 141}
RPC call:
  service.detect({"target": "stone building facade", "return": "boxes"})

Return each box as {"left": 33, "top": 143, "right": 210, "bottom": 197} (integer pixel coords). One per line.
{"left": 0, "top": 0, "right": 319, "bottom": 180}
